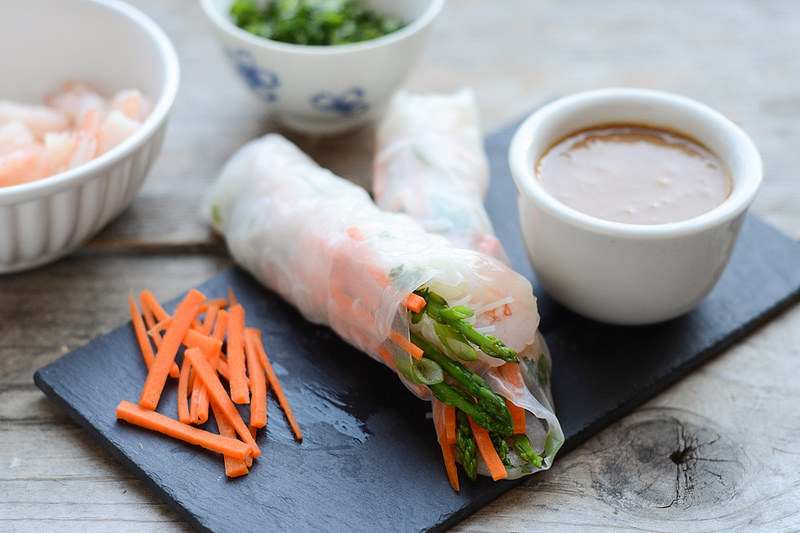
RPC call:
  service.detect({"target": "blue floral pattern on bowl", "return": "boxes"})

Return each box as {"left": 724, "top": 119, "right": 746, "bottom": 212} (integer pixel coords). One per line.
{"left": 226, "top": 48, "right": 280, "bottom": 101}
{"left": 311, "top": 88, "right": 369, "bottom": 115}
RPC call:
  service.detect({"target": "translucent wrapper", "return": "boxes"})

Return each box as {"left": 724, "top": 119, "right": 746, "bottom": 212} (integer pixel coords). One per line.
{"left": 204, "top": 133, "right": 563, "bottom": 480}
{"left": 374, "top": 88, "right": 508, "bottom": 263}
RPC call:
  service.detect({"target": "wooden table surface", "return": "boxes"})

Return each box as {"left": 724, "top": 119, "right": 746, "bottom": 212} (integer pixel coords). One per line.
{"left": 2, "top": 1, "right": 799, "bottom": 531}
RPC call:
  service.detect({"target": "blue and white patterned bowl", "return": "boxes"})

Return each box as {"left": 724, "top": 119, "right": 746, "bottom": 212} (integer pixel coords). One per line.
{"left": 200, "top": 0, "right": 444, "bottom": 135}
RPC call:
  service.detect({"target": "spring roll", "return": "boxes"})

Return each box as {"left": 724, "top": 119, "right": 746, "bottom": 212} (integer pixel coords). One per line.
{"left": 204, "top": 133, "right": 563, "bottom": 483}
{"left": 374, "top": 88, "right": 508, "bottom": 263}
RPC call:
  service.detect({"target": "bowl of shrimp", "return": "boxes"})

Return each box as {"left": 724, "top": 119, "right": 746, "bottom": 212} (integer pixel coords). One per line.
{"left": 0, "top": 0, "right": 179, "bottom": 273}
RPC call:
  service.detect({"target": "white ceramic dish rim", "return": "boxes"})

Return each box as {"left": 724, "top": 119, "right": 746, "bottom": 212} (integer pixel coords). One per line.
{"left": 200, "top": 0, "right": 445, "bottom": 56}
{"left": 509, "top": 87, "right": 763, "bottom": 240}
{"left": 0, "top": 0, "right": 180, "bottom": 205}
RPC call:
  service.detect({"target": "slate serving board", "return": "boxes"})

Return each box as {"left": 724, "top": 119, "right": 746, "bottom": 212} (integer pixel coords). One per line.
{"left": 35, "top": 118, "right": 800, "bottom": 533}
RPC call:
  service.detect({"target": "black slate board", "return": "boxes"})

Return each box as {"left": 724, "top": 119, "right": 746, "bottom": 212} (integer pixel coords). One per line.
{"left": 35, "top": 118, "right": 800, "bottom": 533}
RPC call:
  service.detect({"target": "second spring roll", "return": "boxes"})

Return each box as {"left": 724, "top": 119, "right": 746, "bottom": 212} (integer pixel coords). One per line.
{"left": 204, "top": 133, "right": 563, "bottom": 485}
{"left": 373, "top": 88, "right": 507, "bottom": 263}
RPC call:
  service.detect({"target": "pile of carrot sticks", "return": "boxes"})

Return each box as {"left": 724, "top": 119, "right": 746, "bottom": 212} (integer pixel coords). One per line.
{"left": 116, "top": 287, "right": 301, "bottom": 477}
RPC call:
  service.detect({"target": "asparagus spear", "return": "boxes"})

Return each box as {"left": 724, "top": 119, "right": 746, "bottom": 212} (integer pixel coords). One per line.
{"left": 512, "top": 434, "right": 544, "bottom": 469}
{"left": 456, "top": 410, "right": 478, "bottom": 480}
{"left": 412, "top": 333, "right": 514, "bottom": 436}
{"left": 413, "top": 288, "right": 518, "bottom": 363}
{"left": 491, "top": 433, "right": 513, "bottom": 466}
{"left": 428, "top": 382, "right": 509, "bottom": 434}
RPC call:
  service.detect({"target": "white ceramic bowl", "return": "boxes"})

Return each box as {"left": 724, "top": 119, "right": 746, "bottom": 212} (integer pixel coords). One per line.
{"left": 509, "top": 88, "right": 762, "bottom": 325}
{"left": 0, "top": 0, "right": 179, "bottom": 274}
{"left": 200, "top": 0, "right": 444, "bottom": 135}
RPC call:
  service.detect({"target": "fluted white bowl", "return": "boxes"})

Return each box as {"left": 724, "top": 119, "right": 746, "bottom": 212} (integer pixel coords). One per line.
{"left": 0, "top": 0, "right": 179, "bottom": 273}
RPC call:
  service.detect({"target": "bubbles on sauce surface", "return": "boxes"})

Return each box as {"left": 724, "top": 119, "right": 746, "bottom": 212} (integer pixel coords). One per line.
{"left": 536, "top": 125, "right": 732, "bottom": 224}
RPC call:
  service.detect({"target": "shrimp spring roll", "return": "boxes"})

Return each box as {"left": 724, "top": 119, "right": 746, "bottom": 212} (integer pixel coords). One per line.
{"left": 204, "top": 133, "right": 563, "bottom": 486}
{"left": 374, "top": 88, "right": 508, "bottom": 263}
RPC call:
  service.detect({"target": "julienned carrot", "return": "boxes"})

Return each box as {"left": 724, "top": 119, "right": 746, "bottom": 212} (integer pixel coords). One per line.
{"left": 199, "top": 302, "right": 220, "bottom": 336}
{"left": 177, "top": 356, "right": 192, "bottom": 424}
{"left": 139, "top": 289, "right": 206, "bottom": 410}
{"left": 228, "top": 286, "right": 238, "bottom": 307}
{"left": 227, "top": 304, "right": 249, "bottom": 404}
{"left": 244, "top": 327, "right": 268, "bottom": 429}
{"left": 183, "top": 347, "right": 260, "bottom": 458}
{"left": 500, "top": 363, "right": 527, "bottom": 434}
{"left": 129, "top": 292, "right": 155, "bottom": 370}
{"left": 211, "top": 404, "right": 249, "bottom": 477}
{"left": 131, "top": 292, "right": 180, "bottom": 378}
{"left": 246, "top": 328, "right": 302, "bottom": 441}
{"left": 444, "top": 404, "right": 457, "bottom": 445}
{"left": 116, "top": 401, "right": 252, "bottom": 461}
{"left": 467, "top": 415, "right": 508, "bottom": 481}
{"left": 432, "top": 400, "right": 459, "bottom": 491}
{"left": 211, "top": 308, "right": 229, "bottom": 343}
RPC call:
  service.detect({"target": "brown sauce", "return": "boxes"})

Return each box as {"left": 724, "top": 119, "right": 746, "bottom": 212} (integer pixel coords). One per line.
{"left": 535, "top": 125, "right": 733, "bottom": 224}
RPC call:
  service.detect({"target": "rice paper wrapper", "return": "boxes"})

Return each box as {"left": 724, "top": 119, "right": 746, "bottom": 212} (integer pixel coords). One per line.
{"left": 204, "top": 134, "right": 564, "bottom": 479}
{"left": 374, "top": 88, "right": 507, "bottom": 263}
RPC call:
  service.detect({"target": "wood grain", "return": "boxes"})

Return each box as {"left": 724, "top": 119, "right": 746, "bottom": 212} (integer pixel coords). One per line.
{"left": 2, "top": 0, "right": 799, "bottom": 531}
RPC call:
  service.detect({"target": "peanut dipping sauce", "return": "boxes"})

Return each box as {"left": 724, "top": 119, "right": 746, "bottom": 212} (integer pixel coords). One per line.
{"left": 535, "top": 125, "right": 733, "bottom": 224}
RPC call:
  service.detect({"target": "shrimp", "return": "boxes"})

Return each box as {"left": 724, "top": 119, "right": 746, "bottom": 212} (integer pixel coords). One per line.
{"left": 0, "top": 81, "right": 150, "bottom": 188}
{"left": 0, "top": 101, "right": 71, "bottom": 140}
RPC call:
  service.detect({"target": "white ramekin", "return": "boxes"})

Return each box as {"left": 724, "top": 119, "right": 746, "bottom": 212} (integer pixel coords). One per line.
{"left": 0, "top": 0, "right": 180, "bottom": 274}
{"left": 509, "top": 88, "right": 762, "bottom": 325}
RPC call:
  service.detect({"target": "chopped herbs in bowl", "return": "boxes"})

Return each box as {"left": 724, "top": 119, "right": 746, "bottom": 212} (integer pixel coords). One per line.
{"left": 230, "top": 0, "right": 406, "bottom": 46}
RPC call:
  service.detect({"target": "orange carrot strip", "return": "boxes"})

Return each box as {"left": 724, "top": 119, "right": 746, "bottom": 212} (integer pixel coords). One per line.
{"left": 177, "top": 357, "right": 192, "bottom": 424}
{"left": 183, "top": 347, "right": 260, "bottom": 458}
{"left": 228, "top": 286, "right": 238, "bottom": 307}
{"left": 444, "top": 405, "right": 457, "bottom": 445}
{"left": 183, "top": 330, "right": 223, "bottom": 425}
{"left": 128, "top": 292, "right": 156, "bottom": 370}
{"left": 432, "top": 400, "right": 459, "bottom": 491}
{"left": 138, "top": 289, "right": 206, "bottom": 410}
{"left": 140, "top": 289, "right": 171, "bottom": 322}
{"left": 244, "top": 327, "right": 268, "bottom": 429}
{"left": 507, "top": 401, "right": 527, "bottom": 435}
{"left": 467, "top": 415, "right": 508, "bottom": 481}
{"left": 226, "top": 304, "right": 249, "bottom": 404}
{"left": 390, "top": 330, "right": 424, "bottom": 360}
{"left": 139, "top": 291, "right": 182, "bottom": 378}
{"left": 183, "top": 329, "right": 223, "bottom": 359}
{"left": 116, "top": 401, "right": 251, "bottom": 461}
{"left": 199, "top": 302, "right": 220, "bottom": 336}
{"left": 212, "top": 308, "right": 229, "bottom": 343}
{"left": 211, "top": 404, "right": 249, "bottom": 477}
{"left": 136, "top": 292, "right": 180, "bottom": 378}
{"left": 246, "top": 329, "right": 302, "bottom": 441}
{"left": 405, "top": 293, "right": 426, "bottom": 313}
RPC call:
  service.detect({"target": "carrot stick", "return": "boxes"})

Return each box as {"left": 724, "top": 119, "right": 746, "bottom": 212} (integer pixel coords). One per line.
{"left": 467, "top": 415, "right": 508, "bottom": 481}
{"left": 499, "top": 363, "right": 527, "bottom": 434}
{"left": 183, "top": 329, "right": 223, "bottom": 359}
{"left": 245, "top": 328, "right": 302, "bottom": 441}
{"left": 177, "top": 356, "right": 192, "bottom": 424}
{"left": 212, "top": 308, "right": 229, "bottom": 343}
{"left": 228, "top": 286, "right": 238, "bottom": 307}
{"left": 199, "top": 302, "right": 220, "bottom": 336}
{"left": 116, "top": 401, "right": 251, "bottom": 461}
{"left": 244, "top": 327, "right": 268, "bottom": 429}
{"left": 211, "top": 404, "right": 249, "bottom": 477}
{"left": 432, "top": 400, "right": 459, "bottom": 491}
{"left": 183, "top": 347, "right": 260, "bottom": 458}
{"left": 138, "top": 289, "right": 206, "bottom": 410}
{"left": 128, "top": 292, "right": 156, "bottom": 370}
{"left": 390, "top": 330, "right": 424, "bottom": 360}
{"left": 226, "top": 304, "right": 249, "bottom": 404}
{"left": 444, "top": 404, "right": 457, "bottom": 445}
{"left": 405, "top": 293, "right": 426, "bottom": 313}
{"left": 139, "top": 290, "right": 182, "bottom": 378}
